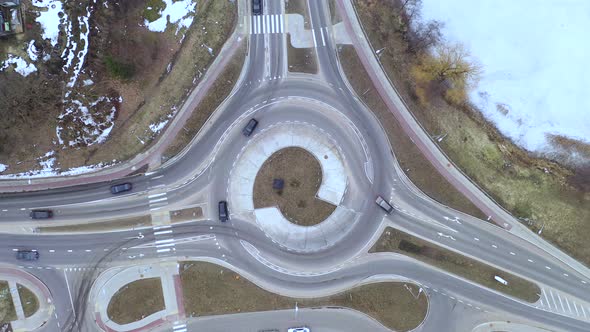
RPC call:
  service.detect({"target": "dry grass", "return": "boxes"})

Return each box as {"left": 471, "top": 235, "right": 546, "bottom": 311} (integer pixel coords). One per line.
{"left": 170, "top": 207, "right": 204, "bottom": 223}
{"left": 354, "top": 1, "right": 590, "bottom": 266}
{"left": 106, "top": 277, "right": 165, "bottom": 325}
{"left": 180, "top": 261, "right": 428, "bottom": 332}
{"left": 338, "top": 45, "right": 486, "bottom": 220}
{"left": 17, "top": 284, "right": 38, "bottom": 318}
{"left": 37, "top": 215, "right": 152, "bottom": 233}
{"left": 287, "top": 35, "right": 318, "bottom": 74}
{"left": 371, "top": 227, "right": 540, "bottom": 303}
{"left": 0, "top": 281, "right": 16, "bottom": 324}
{"left": 253, "top": 147, "right": 336, "bottom": 226}
{"left": 162, "top": 41, "right": 246, "bottom": 160}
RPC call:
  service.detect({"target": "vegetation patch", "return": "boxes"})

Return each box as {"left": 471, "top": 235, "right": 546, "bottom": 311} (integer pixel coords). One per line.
{"left": 354, "top": 0, "right": 590, "bottom": 265}
{"left": 371, "top": 227, "right": 540, "bottom": 303}
{"left": 338, "top": 45, "right": 486, "bottom": 219}
{"left": 0, "top": 281, "right": 16, "bottom": 323}
{"left": 107, "top": 277, "right": 165, "bottom": 325}
{"left": 253, "top": 147, "right": 336, "bottom": 226}
{"left": 162, "top": 41, "right": 246, "bottom": 160}
{"left": 180, "top": 261, "right": 428, "bottom": 332}
{"left": 17, "top": 284, "right": 39, "bottom": 318}
{"left": 143, "top": 0, "right": 166, "bottom": 22}
{"left": 170, "top": 207, "right": 204, "bottom": 223}
{"left": 287, "top": 35, "right": 318, "bottom": 74}
{"left": 104, "top": 55, "right": 136, "bottom": 80}
{"left": 37, "top": 215, "right": 152, "bottom": 233}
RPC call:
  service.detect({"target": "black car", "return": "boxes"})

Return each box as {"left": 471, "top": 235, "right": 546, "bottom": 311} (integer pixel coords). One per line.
{"left": 242, "top": 118, "right": 259, "bottom": 137}
{"left": 16, "top": 250, "right": 39, "bottom": 261}
{"left": 29, "top": 210, "right": 53, "bottom": 219}
{"left": 252, "top": 0, "right": 262, "bottom": 15}
{"left": 218, "top": 201, "right": 229, "bottom": 222}
{"left": 111, "top": 182, "right": 133, "bottom": 194}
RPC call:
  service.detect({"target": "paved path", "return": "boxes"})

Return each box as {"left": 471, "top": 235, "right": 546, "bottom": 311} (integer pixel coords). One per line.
{"left": 0, "top": 265, "right": 53, "bottom": 332}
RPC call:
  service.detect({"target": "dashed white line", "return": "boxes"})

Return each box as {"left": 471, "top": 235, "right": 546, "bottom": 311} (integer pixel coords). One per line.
{"left": 155, "top": 239, "right": 174, "bottom": 244}
{"left": 154, "top": 230, "right": 173, "bottom": 236}
{"left": 320, "top": 27, "right": 326, "bottom": 46}
{"left": 473, "top": 237, "right": 480, "bottom": 241}
{"left": 311, "top": 28, "right": 318, "bottom": 47}
{"left": 157, "top": 248, "right": 171, "bottom": 253}
{"left": 148, "top": 193, "right": 166, "bottom": 199}
{"left": 545, "top": 266, "right": 552, "bottom": 270}
{"left": 528, "top": 259, "right": 534, "bottom": 263}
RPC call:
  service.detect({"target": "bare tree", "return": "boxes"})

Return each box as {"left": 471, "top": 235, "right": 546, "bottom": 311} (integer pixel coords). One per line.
{"left": 408, "top": 20, "right": 444, "bottom": 53}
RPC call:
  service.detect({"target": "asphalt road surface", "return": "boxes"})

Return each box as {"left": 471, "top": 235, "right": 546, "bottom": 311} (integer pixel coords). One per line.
{"left": 0, "top": 0, "right": 589, "bottom": 331}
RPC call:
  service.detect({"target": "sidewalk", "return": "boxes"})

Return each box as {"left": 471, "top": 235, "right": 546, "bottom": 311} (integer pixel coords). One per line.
{"left": 92, "top": 262, "right": 185, "bottom": 332}
{"left": 0, "top": 265, "right": 53, "bottom": 332}
{"left": 334, "top": 0, "right": 590, "bottom": 280}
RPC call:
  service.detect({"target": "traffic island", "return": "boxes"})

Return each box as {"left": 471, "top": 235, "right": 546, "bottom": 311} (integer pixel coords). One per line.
{"left": 371, "top": 227, "right": 541, "bottom": 303}
{"left": 106, "top": 277, "right": 165, "bottom": 325}
{"left": 179, "top": 261, "right": 428, "bottom": 332}
{"left": 253, "top": 147, "right": 336, "bottom": 226}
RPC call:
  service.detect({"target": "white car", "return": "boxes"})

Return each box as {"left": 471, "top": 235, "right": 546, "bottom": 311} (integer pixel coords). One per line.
{"left": 288, "top": 328, "right": 310, "bottom": 332}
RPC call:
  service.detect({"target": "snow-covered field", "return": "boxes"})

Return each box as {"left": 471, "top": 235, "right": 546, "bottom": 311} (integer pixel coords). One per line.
{"left": 145, "top": 0, "right": 197, "bottom": 33}
{"left": 421, "top": 0, "right": 590, "bottom": 157}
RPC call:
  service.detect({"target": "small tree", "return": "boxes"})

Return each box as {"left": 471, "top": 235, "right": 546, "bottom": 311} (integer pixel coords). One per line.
{"left": 408, "top": 20, "right": 444, "bottom": 53}
{"left": 411, "top": 42, "right": 481, "bottom": 105}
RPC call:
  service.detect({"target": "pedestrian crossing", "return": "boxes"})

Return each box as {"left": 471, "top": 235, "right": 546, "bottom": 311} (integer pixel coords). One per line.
{"left": 251, "top": 14, "right": 285, "bottom": 34}
{"left": 538, "top": 287, "right": 590, "bottom": 321}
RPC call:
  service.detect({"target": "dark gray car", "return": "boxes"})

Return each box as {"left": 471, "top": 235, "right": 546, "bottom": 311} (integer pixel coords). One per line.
{"left": 218, "top": 201, "right": 229, "bottom": 222}
{"left": 242, "top": 118, "right": 259, "bottom": 137}
{"left": 16, "top": 250, "right": 39, "bottom": 261}
{"left": 111, "top": 182, "right": 132, "bottom": 194}
{"left": 30, "top": 210, "right": 53, "bottom": 219}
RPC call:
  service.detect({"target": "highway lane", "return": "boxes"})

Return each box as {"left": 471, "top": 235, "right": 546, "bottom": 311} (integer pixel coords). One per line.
{"left": 1, "top": 0, "right": 590, "bottom": 331}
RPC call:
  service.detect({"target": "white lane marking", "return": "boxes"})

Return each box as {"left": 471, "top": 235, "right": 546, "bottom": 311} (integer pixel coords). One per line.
{"left": 320, "top": 27, "right": 326, "bottom": 46}
{"left": 491, "top": 244, "right": 498, "bottom": 248}
{"left": 153, "top": 225, "right": 171, "bottom": 230}
{"left": 85, "top": 249, "right": 91, "bottom": 252}
{"left": 256, "top": 16, "right": 261, "bottom": 34}
{"left": 67, "top": 250, "right": 73, "bottom": 253}
{"left": 157, "top": 248, "right": 171, "bottom": 253}
{"left": 156, "top": 243, "right": 176, "bottom": 248}
{"left": 549, "top": 290, "right": 558, "bottom": 310}
{"left": 265, "top": 15, "right": 270, "bottom": 34}
{"left": 528, "top": 259, "right": 534, "bottom": 263}
{"left": 557, "top": 292, "right": 565, "bottom": 312}
{"left": 563, "top": 273, "right": 569, "bottom": 277}
{"left": 565, "top": 297, "right": 572, "bottom": 314}
{"left": 473, "top": 237, "right": 480, "bottom": 241}
{"left": 49, "top": 250, "right": 55, "bottom": 253}
{"left": 311, "top": 28, "right": 318, "bottom": 47}
{"left": 573, "top": 301, "right": 580, "bottom": 316}
{"left": 1, "top": 209, "right": 7, "bottom": 212}
{"left": 542, "top": 288, "right": 551, "bottom": 310}
{"left": 271, "top": 14, "right": 276, "bottom": 33}
{"left": 154, "top": 230, "right": 173, "bottom": 236}
{"left": 275, "top": 15, "right": 280, "bottom": 34}
{"left": 151, "top": 175, "right": 164, "bottom": 180}
{"left": 582, "top": 305, "right": 587, "bottom": 318}
{"left": 150, "top": 207, "right": 162, "bottom": 211}
{"left": 155, "top": 239, "right": 174, "bottom": 244}
{"left": 279, "top": 15, "right": 284, "bottom": 33}
{"left": 148, "top": 193, "right": 166, "bottom": 199}
{"left": 149, "top": 197, "right": 167, "bottom": 204}
{"left": 509, "top": 252, "right": 516, "bottom": 255}
{"left": 63, "top": 270, "right": 76, "bottom": 318}
{"left": 545, "top": 266, "right": 552, "bottom": 270}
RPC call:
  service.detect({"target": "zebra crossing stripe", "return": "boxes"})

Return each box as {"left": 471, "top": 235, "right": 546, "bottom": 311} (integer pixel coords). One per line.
{"left": 251, "top": 15, "right": 286, "bottom": 35}
{"left": 280, "top": 15, "right": 284, "bottom": 33}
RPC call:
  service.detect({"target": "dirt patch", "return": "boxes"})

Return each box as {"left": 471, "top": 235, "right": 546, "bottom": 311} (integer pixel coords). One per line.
{"left": 0, "top": 281, "right": 16, "bottom": 324}
{"left": 107, "top": 277, "right": 165, "bottom": 325}
{"left": 354, "top": 0, "right": 590, "bottom": 265}
{"left": 180, "top": 261, "right": 427, "bottom": 332}
{"left": 162, "top": 41, "right": 246, "bottom": 160}
{"left": 287, "top": 35, "right": 318, "bottom": 74}
{"left": 253, "top": 147, "right": 336, "bottom": 226}
{"left": 17, "top": 284, "right": 38, "bottom": 318}
{"left": 371, "top": 227, "right": 540, "bottom": 303}
{"left": 338, "top": 45, "right": 486, "bottom": 220}
{"left": 170, "top": 206, "right": 204, "bottom": 223}
{"left": 37, "top": 215, "right": 151, "bottom": 233}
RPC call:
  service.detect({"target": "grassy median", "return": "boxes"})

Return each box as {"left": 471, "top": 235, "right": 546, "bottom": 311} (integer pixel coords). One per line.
{"left": 107, "top": 277, "right": 165, "bottom": 325}
{"left": 371, "top": 227, "right": 540, "bottom": 302}
{"left": 180, "top": 261, "right": 427, "bottom": 332}
{"left": 0, "top": 281, "right": 16, "bottom": 323}
{"left": 17, "top": 284, "right": 39, "bottom": 318}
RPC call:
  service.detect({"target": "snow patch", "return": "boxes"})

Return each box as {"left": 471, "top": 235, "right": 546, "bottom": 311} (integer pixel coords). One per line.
{"left": 421, "top": 0, "right": 590, "bottom": 153}
{"left": 144, "top": 0, "right": 197, "bottom": 34}
{"left": 33, "top": 0, "right": 67, "bottom": 47}
{"left": 27, "top": 41, "right": 39, "bottom": 62}
{"left": 0, "top": 164, "right": 7, "bottom": 173}
{"left": 0, "top": 55, "right": 37, "bottom": 76}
